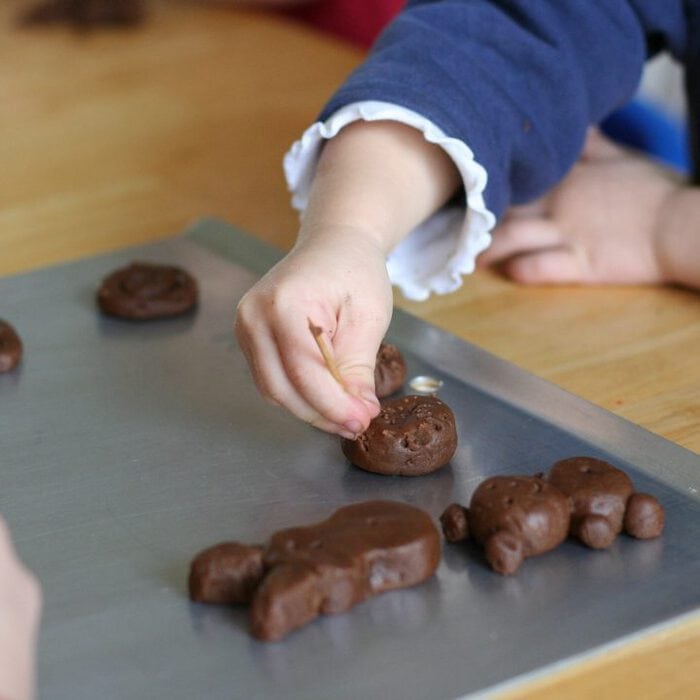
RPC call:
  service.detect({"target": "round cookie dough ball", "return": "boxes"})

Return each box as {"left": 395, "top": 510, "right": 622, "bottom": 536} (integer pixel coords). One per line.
{"left": 0, "top": 320, "right": 23, "bottom": 373}
{"left": 97, "top": 261, "right": 198, "bottom": 320}
{"left": 374, "top": 342, "right": 406, "bottom": 398}
{"left": 341, "top": 394, "right": 457, "bottom": 476}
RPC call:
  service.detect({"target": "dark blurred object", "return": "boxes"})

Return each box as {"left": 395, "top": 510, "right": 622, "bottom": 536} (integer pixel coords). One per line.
{"left": 20, "top": 0, "right": 147, "bottom": 29}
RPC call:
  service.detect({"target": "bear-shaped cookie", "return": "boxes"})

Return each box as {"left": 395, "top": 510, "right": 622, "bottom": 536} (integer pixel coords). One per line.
{"left": 189, "top": 500, "right": 441, "bottom": 641}
{"left": 441, "top": 475, "right": 570, "bottom": 575}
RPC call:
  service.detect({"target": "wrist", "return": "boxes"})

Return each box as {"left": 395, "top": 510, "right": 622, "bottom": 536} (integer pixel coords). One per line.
{"left": 296, "top": 220, "right": 393, "bottom": 258}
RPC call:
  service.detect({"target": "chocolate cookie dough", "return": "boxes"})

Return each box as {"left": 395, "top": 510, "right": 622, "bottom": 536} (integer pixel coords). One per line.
{"left": 21, "top": 0, "right": 145, "bottom": 28}
{"left": 624, "top": 492, "right": 666, "bottom": 540}
{"left": 341, "top": 395, "right": 457, "bottom": 476}
{"left": 0, "top": 320, "right": 23, "bottom": 373}
{"left": 546, "top": 456, "right": 664, "bottom": 547}
{"left": 188, "top": 500, "right": 441, "bottom": 642}
{"left": 374, "top": 342, "right": 406, "bottom": 398}
{"left": 439, "top": 503, "right": 469, "bottom": 543}
{"left": 251, "top": 500, "right": 440, "bottom": 641}
{"left": 189, "top": 542, "right": 264, "bottom": 605}
{"left": 464, "top": 476, "right": 570, "bottom": 574}
{"left": 97, "top": 262, "right": 198, "bottom": 320}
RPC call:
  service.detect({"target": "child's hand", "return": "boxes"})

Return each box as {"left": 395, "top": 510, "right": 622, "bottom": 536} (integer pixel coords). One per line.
{"left": 478, "top": 129, "right": 684, "bottom": 286}
{"left": 235, "top": 226, "right": 391, "bottom": 438}
{"left": 236, "top": 120, "right": 461, "bottom": 437}
{"left": 0, "top": 518, "right": 41, "bottom": 700}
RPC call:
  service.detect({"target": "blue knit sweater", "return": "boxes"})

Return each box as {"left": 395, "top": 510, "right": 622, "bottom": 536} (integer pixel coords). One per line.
{"left": 320, "top": 0, "right": 697, "bottom": 219}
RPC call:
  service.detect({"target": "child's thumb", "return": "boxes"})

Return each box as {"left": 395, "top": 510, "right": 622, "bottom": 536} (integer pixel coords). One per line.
{"left": 334, "top": 332, "right": 384, "bottom": 415}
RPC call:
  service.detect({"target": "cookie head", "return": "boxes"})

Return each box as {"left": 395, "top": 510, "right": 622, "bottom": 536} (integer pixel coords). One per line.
{"left": 97, "top": 262, "right": 198, "bottom": 320}
{"left": 468, "top": 476, "right": 570, "bottom": 574}
{"left": 341, "top": 395, "right": 457, "bottom": 476}
{"left": 374, "top": 342, "right": 406, "bottom": 398}
{"left": 0, "top": 320, "right": 23, "bottom": 374}
{"left": 547, "top": 457, "right": 633, "bottom": 548}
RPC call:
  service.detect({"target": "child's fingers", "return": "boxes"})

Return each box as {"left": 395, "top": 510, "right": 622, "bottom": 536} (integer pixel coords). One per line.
{"left": 0, "top": 516, "right": 42, "bottom": 617}
{"left": 501, "top": 246, "right": 586, "bottom": 285}
{"left": 478, "top": 218, "right": 562, "bottom": 268}
{"left": 272, "top": 316, "right": 379, "bottom": 434}
{"left": 235, "top": 317, "right": 357, "bottom": 437}
{"left": 331, "top": 313, "right": 387, "bottom": 405}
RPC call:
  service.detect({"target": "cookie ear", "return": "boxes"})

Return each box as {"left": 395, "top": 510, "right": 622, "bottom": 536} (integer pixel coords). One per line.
{"left": 484, "top": 530, "right": 523, "bottom": 575}
{"left": 439, "top": 503, "right": 470, "bottom": 542}
{"left": 624, "top": 493, "right": 665, "bottom": 539}
{"left": 574, "top": 514, "right": 617, "bottom": 549}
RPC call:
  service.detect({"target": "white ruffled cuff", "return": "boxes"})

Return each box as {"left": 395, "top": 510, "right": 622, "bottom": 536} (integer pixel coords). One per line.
{"left": 283, "top": 101, "right": 496, "bottom": 301}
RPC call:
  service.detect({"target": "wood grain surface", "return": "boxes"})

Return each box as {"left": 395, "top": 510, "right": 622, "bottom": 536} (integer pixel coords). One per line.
{"left": 1, "top": 1, "right": 698, "bottom": 697}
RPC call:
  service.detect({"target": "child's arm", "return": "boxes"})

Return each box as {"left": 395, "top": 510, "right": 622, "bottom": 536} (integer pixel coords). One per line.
{"left": 477, "top": 130, "right": 700, "bottom": 290}
{"left": 235, "top": 120, "right": 460, "bottom": 437}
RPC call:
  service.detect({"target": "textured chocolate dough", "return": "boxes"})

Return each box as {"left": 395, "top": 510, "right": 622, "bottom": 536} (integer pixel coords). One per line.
{"left": 20, "top": 0, "right": 145, "bottom": 28}
{"left": 374, "top": 342, "right": 406, "bottom": 398}
{"left": 250, "top": 500, "right": 441, "bottom": 641}
{"left": 547, "top": 456, "right": 664, "bottom": 547}
{"left": 97, "top": 262, "right": 198, "bottom": 320}
{"left": 467, "top": 475, "right": 571, "bottom": 575}
{"left": 188, "top": 542, "right": 265, "bottom": 605}
{"left": 341, "top": 395, "right": 457, "bottom": 476}
{"left": 0, "top": 320, "right": 23, "bottom": 373}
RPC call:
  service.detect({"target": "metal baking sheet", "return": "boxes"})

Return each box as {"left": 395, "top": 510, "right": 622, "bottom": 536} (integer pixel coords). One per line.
{"left": 1, "top": 218, "right": 698, "bottom": 700}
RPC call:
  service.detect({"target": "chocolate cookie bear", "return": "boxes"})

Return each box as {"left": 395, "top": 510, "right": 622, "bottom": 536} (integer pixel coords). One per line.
{"left": 341, "top": 395, "right": 457, "bottom": 476}
{"left": 189, "top": 500, "right": 441, "bottom": 641}
{"left": 546, "top": 456, "right": 665, "bottom": 548}
{"left": 440, "top": 476, "right": 570, "bottom": 574}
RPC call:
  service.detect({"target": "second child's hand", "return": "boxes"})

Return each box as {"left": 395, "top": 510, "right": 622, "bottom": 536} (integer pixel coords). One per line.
{"left": 478, "top": 129, "right": 699, "bottom": 289}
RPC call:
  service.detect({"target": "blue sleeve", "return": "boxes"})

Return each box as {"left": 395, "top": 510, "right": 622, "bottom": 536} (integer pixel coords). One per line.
{"left": 319, "top": 0, "right": 689, "bottom": 218}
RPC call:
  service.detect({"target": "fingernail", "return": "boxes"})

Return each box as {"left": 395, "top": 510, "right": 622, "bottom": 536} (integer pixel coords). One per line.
{"left": 339, "top": 430, "right": 357, "bottom": 440}
{"left": 344, "top": 419, "right": 363, "bottom": 435}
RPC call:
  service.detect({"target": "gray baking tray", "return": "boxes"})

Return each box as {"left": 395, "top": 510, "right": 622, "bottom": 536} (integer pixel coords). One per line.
{"left": 1, "top": 218, "right": 698, "bottom": 700}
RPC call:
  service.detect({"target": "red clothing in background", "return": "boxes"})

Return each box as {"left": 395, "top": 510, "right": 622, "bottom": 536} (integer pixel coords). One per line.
{"left": 284, "top": 0, "right": 404, "bottom": 48}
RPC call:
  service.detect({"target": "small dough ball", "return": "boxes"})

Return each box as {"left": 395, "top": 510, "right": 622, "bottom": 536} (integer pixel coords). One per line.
{"left": 624, "top": 492, "right": 665, "bottom": 539}
{"left": 440, "top": 503, "right": 469, "bottom": 542}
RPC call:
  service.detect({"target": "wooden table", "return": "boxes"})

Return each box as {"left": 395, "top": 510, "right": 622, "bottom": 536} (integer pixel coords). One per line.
{"left": 1, "top": 1, "right": 698, "bottom": 697}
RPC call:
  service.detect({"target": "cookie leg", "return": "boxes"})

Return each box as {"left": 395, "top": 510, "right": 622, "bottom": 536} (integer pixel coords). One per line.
{"left": 574, "top": 515, "right": 617, "bottom": 549}
{"left": 484, "top": 531, "right": 524, "bottom": 575}
{"left": 249, "top": 562, "right": 323, "bottom": 642}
